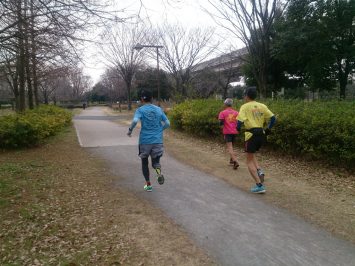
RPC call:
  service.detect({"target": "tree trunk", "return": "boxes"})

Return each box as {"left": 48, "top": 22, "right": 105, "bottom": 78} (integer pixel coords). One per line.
{"left": 13, "top": 75, "right": 20, "bottom": 112}
{"left": 17, "top": 0, "right": 26, "bottom": 112}
{"left": 30, "top": 0, "right": 39, "bottom": 106}
{"left": 338, "top": 58, "right": 349, "bottom": 99}
{"left": 126, "top": 79, "right": 132, "bottom": 110}
{"left": 259, "top": 69, "right": 268, "bottom": 99}
{"left": 339, "top": 76, "right": 347, "bottom": 99}
{"left": 127, "top": 86, "right": 131, "bottom": 110}
{"left": 5, "top": 64, "right": 20, "bottom": 112}
{"left": 17, "top": 43, "right": 26, "bottom": 112}
{"left": 23, "top": 0, "right": 34, "bottom": 109}
{"left": 44, "top": 90, "right": 49, "bottom": 104}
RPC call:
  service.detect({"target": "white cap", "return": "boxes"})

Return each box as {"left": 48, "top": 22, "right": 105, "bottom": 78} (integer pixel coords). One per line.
{"left": 224, "top": 98, "right": 233, "bottom": 106}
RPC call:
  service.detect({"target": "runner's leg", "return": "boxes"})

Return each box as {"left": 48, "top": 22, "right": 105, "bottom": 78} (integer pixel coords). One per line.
{"left": 251, "top": 155, "right": 260, "bottom": 172}
{"left": 226, "top": 142, "right": 237, "bottom": 163}
{"left": 246, "top": 153, "right": 261, "bottom": 184}
{"left": 141, "top": 157, "right": 150, "bottom": 183}
{"left": 152, "top": 156, "right": 164, "bottom": 185}
{"left": 152, "top": 156, "right": 161, "bottom": 170}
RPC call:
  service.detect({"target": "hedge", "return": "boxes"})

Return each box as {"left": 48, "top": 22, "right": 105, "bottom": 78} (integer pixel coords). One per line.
{"left": 168, "top": 99, "right": 355, "bottom": 168}
{"left": 0, "top": 105, "right": 72, "bottom": 148}
{"left": 168, "top": 99, "right": 227, "bottom": 138}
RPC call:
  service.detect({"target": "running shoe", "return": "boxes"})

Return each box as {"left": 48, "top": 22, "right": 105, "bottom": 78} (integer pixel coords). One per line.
{"left": 229, "top": 158, "right": 234, "bottom": 164}
{"left": 157, "top": 174, "right": 165, "bottom": 185}
{"left": 155, "top": 168, "right": 165, "bottom": 185}
{"left": 233, "top": 161, "right": 239, "bottom": 169}
{"left": 144, "top": 185, "right": 153, "bottom": 192}
{"left": 257, "top": 168, "right": 265, "bottom": 183}
{"left": 251, "top": 184, "right": 266, "bottom": 194}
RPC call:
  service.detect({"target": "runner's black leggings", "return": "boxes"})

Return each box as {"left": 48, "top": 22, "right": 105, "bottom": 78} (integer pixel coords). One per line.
{"left": 141, "top": 156, "right": 161, "bottom": 182}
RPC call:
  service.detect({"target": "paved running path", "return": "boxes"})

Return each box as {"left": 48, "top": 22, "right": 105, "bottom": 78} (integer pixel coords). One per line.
{"left": 74, "top": 107, "right": 355, "bottom": 266}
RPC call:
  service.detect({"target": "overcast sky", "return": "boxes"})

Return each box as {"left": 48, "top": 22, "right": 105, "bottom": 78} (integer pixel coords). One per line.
{"left": 82, "top": 0, "right": 242, "bottom": 84}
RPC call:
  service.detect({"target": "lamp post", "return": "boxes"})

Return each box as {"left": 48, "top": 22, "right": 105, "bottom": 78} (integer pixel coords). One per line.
{"left": 133, "top": 43, "right": 164, "bottom": 106}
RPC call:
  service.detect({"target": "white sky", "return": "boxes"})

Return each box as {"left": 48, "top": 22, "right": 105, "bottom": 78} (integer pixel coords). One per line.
{"left": 82, "top": 0, "right": 243, "bottom": 84}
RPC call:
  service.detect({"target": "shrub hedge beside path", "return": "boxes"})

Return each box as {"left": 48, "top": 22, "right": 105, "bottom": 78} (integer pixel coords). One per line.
{"left": 0, "top": 105, "right": 72, "bottom": 148}
{"left": 168, "top": 99, "right": 355, "bottom": 168}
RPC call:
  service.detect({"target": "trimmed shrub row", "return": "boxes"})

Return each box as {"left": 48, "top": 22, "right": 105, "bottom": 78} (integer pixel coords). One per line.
{"left": 266, "top": 100, "right": 355, "bottom": 166}
{"left": 0, "top": 105, "right": 72, "bottom": 148}
{"left": 168, "top": 99, "right": 225, "bottom": 138}
{"left": 168, "top": 99, "right": 355, "bottom": 168}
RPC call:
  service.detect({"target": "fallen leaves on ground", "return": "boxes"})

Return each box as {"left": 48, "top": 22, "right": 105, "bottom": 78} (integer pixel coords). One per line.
{"left": 0, "top": 128, "right": 215, "bottom": 266}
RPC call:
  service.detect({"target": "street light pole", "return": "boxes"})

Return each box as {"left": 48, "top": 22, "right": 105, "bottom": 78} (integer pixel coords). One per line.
{"left": 133, "top": 43, "right": 164, "bottom": 106}
{"left": 156, "top": 46, "right": 161, "bottom": 105}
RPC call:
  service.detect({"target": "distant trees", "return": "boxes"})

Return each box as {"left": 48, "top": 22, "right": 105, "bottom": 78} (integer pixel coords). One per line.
{"left": 274, "top": 0, "right": 355, "bottom": 99}
{"left": 99, "top": 22, "right": 148, "bottom": 110}
{"left": 95, "top": 22, "right": 219, "bottom": 102}
{"left": 87, "top": 68, "right": 126, "bottom": 103}
{"left": 39, "top": 65, "right": 90, "bottom": 104}
{"left": 135, "top": 67, "right": 172, "bottom": 100}
{"left": 202, "top": 0, "right": 354, "bottom": 99}
{"left": 69, "top": 0, "right": 353, "bottom": 102}
{"left": 157, "top": 23, "right": 219, "bottom": 98}
{"left": 0, "top": 0, "right": 121, "bottom": 111}
{"left": 206, "top": 0, "right": 287, "bottom": 98}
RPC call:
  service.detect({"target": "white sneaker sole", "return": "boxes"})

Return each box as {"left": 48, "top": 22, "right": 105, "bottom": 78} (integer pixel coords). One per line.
{"left": 252, "top": 190, "right": 266, "bottom": 194}
{"left": 144, "top": 186, "right": 153, "bottom": 192}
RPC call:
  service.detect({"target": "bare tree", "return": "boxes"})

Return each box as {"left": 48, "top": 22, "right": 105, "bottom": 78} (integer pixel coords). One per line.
{"left": 205, "top": 0, "right": 288, "bottom": 97}
{"left": 99, "top": 22, "right": 148, "bottom": 110}
{"left": 100, "top": 68, "right": 127, "bottom": 103}
{"left": 156, "top": 23, "right": 219, "bottom": 98}
{"left": 69, "top": 68, "right": 92, "bottom": 101}
{"left": 0, "top": 0, "right": 127, "bottom": 111}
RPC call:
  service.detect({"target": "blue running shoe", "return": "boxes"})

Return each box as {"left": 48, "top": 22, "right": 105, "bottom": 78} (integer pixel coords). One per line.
{"left": 251, "top": 184, "right": 266, "bottom": 194}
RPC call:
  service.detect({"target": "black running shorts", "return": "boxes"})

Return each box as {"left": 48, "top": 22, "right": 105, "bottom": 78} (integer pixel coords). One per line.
{"left": 245, "top": 135, "right": 264, "bottom": 153}
{"left": 224, "top": 134, "right": 236, "bottom": 143}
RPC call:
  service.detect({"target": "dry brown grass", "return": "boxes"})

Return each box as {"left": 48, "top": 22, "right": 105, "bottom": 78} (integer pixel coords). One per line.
{"left": 0, "top": 127, "right": 215, "bottom": 266}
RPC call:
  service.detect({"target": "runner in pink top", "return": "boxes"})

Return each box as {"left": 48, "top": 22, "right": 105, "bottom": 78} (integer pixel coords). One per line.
{"left": 218, "top": 98, "right": 240, "bottom": 169}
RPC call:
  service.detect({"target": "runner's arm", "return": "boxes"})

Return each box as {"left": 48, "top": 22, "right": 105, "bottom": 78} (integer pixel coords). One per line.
{"left": 161, "top": 113, "right": 170, "bottom": 130}
{"left": 127, "top": 111, "right": 141, "bottom": 136}
{"left": 267, "top": 115, "right": 276, "bottom": 129}
{"left": 129, "top": 118, "right": 139, "bottom": 130}
{"left": 162, "top": 119, "right": 170, "bottom": 130}
{"left": 237, "top": 120, "right": 243, "bottom": 132}
{"left": 218, "top": 111, "right": 224, "bottom": 126}
{"left": 236, "top": 106, "right": 246, "bottom": 132}
{"left": 264, "top": 115, "right": 276, "bottom": 135}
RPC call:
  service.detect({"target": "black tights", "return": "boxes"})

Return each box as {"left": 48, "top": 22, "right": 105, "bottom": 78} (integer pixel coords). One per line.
{"left": 141, "top": 156, "right": 161, "bottom": 182}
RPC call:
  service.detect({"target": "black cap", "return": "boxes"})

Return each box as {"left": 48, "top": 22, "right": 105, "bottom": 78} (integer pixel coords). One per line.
{"left": 244, "top": 86, "right": 257, "bottom": 100}
{"left": 139, "top": 89, "right": 152, "bottom": 102}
